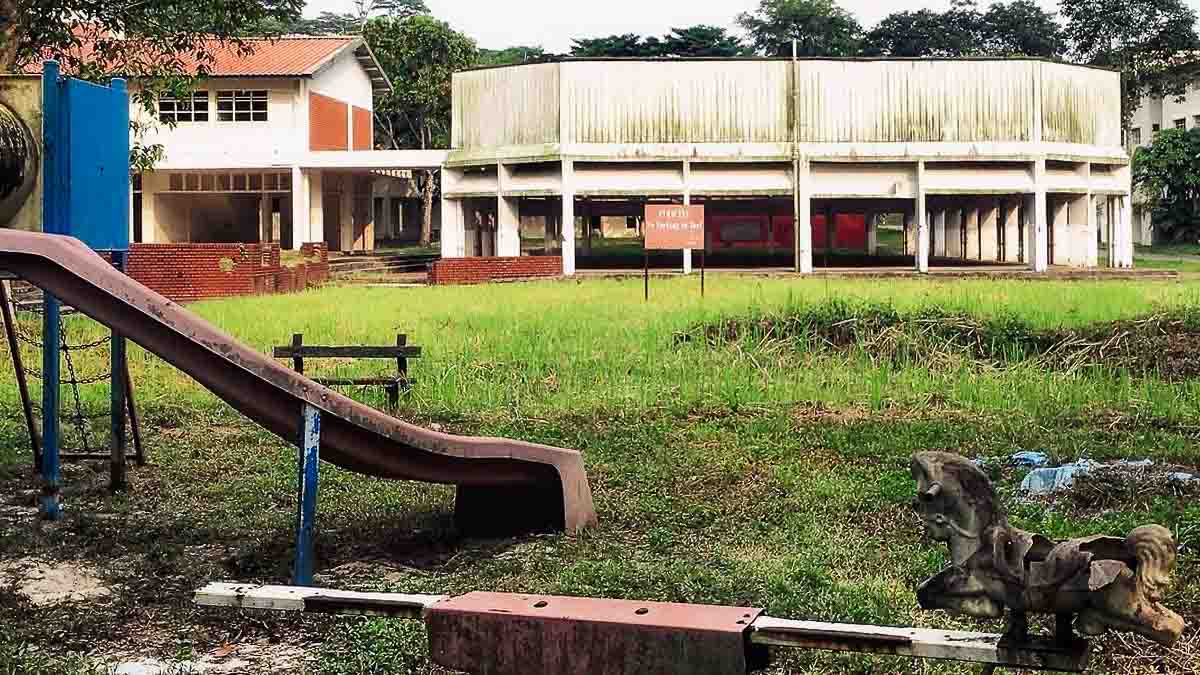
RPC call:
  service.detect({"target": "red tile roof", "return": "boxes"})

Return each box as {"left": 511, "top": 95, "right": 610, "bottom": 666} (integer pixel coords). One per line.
{"left": 23, "top": 36, "right": 383, "bottom": 83}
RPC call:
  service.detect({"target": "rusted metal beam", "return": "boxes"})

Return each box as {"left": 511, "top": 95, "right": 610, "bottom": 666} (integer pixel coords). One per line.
{"left": 194, "top": 584, "right": 1091, "bottom": 674}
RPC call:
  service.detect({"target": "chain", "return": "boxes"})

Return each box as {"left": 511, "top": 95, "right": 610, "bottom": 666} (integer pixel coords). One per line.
{"left": 59, "top": 313, "right": 93, "bottom": 454}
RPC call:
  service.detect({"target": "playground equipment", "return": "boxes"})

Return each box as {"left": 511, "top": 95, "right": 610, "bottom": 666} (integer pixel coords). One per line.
{"left": 0, "top": 63, "right": 595, "bottom": 585}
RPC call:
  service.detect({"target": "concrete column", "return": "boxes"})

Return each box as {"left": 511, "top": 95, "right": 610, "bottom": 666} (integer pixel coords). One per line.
{"left": 1032, "top": 159, "right": 1049, "bottom": 272}
{"left": 290, "top": 166, "right": 308, "bottom": 251}
{"left": 561, "top": 159, "right": 576, "bottom": 276}
{"left": 308, "top": 171, "right": 323, "bottom": 248}
{"left": 965, "top": 207, "right": 980, "bottom": 260}
{"left": 439, "top": 168, "right": 465, "bottom": 258}
{"left": 259, "top": 193, "right": 271, "bottom": 242}
{"left": 496, "top": 163, "right": 521, "bottom": 257}
{"left": 980, "top": 202, "right": 999, "bottom": 261}
{"left": 1085, "top": 193, "right": 1098, "bottom": 268}
{"left": 945, "top": 209, "right": 962, "bottom": 258}
{"left": 1001, "top": 199, "right": 1020, "bottom": 263}
{"left": 1119, "top": 196, "right": 1134, "bottom": 267}
{"left": 796, "top": 157, "right": 813, "bottom": 274}
{"left": 582, "top": 198, "right": 592, "bottom": 257}
{"left": 1052, "top": 197, "right": 1069, "bottom": 266}
{"left": 866, "top": 210, "right": 878, "bottom": 255}
{"left": 682, "top": 160, "right": 692, "bottom": 275}
{"left": 916, "top": 162, "right": 929, "bottom": 273}
{"left": 933, "top": 209, "right": 947, "bottom": 258}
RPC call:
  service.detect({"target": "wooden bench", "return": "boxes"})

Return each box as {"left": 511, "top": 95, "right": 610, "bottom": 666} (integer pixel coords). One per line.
{"left": 273, "top": 333, "right": 421, "bottom": 407}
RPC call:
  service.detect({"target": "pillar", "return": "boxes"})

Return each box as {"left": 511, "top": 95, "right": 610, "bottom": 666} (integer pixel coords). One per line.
{"left": 1002, "top": 199, "right": 1020, "bottom": 264}
{"left": 561, "top": 159, "right": 576, "bottom": 276}
{"left": 496, "top": 163, "right": 521, "bottom": 257}
{"left": 796, "top": 156, "right": 813, "bottom": 274}
{"left": 933, "top": 209, "right": 947, "bottom": 258}
{"left": 290, "top": 166, "right": 308, "bottom": 251}
{"left": 682, "top": 160, "right": 692, "bottom": 274}
{"left": 964, "top": 207, "right": 980, "bottom": 260}
{"left": 1085, "top": 193, "right": 1098, "bottom": 268}
{"left": 1032, "top": 159, "right": 1049, "bottom": 272}
{"left": 866, "top": 210, "right": 879, "bottom": 255}
{"left": 439, "top": 168, "right": 465, "bottom": 258}
{"left": 945, "top": 209, "right": 962, "bottom": 258}
{"left": 980, "top": 203, "right": 999, "bottom": 261}
{"left": 307, "top": 170, "right": 323, "bottom": 249}
{"left": 582, "top": 198, "right": 593, "bottom": 257}
{"left": 915, "top": 162, "right": 929, "bottom": 273}
{"left": 1118, "top": 195, "right": 1134, "bottom": 267}
{"left": 1052, "top": 197, "right": 1069, "bottom": 266}
{"left": 259, "top": 193, "right": 271, "bottom": 242}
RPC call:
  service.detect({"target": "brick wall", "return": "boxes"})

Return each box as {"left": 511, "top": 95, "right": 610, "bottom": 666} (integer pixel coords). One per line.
{"left": 121, "top": 242, "right": 330, "bottom": 303}
{"left": 429, "top": 256, "right": 562, "bottom": 285}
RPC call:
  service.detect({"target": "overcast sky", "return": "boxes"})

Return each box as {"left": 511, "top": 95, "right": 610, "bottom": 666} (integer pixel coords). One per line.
{"left": 304, "top": 0, "right": 1200, "bottom": 53}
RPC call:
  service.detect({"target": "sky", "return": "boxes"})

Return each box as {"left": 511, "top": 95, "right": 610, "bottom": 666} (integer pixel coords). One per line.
{"left": 304, "top": 0, "right": 1200, "bottom": 53}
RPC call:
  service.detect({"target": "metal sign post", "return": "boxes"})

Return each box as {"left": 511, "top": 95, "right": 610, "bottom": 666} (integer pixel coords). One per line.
{"left": 293, "top": 403, "right": 322, "bottom": 586}
{"left": 643, "top": 205, "right": 705, "bottom": 301}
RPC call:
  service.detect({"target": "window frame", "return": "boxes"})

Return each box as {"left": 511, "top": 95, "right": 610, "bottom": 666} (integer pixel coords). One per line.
{"left": 158, "top": 90, "right": 209, "bottom": 124}
{"left": 216, "top": 89, "right": 269, "bottom": 122}
{"left": 1174, "top": 118, "right": 1187, "bottom": 130}
{"left": 1130, "top": 128, "right": 1142, "bottom": 146}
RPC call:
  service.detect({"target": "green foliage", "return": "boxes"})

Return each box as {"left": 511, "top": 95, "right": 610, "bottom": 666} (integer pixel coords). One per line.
{"left": 257, "top": 0, "right": 429, "bottom": 36}
{"left": 478, "top": 45, "right": 546, "bottom": 66}
{"left": 1060, "top": 0, "right": 1200, "bottom": 127}
{"left": 736, "top": 0, "right": 863, "bottom": 57}
{"left": 1133, "top": 127, "right": 1200, "bottom": 241}
{"left": 571, "top": 26, "right": 747, "bottom": 58}
{"left": 861, "top": 0, "right": 1065, "bottom": 58}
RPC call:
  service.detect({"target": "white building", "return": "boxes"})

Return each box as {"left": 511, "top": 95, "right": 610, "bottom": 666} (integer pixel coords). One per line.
{"left": 1126, "top": 80, "right": 1200, "bottom": 245}
{"left": 441, "top": 58, "right": 1135, "bottom": 275}
{"left": 119, "top": 37, "right": 443, "bottom": 251}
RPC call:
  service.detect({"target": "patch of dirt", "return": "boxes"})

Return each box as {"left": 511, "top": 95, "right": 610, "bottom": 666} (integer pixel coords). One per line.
{"left": 0, "top": 557, "right": 112, "bottom": 606}
{"left": 110, "top": 641, "right": 313, "bottom": 674}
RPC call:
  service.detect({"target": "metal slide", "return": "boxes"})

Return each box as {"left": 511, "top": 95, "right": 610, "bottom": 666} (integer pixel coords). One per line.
{"left": 0, "top": 230, "right": 596, "bottom": 534}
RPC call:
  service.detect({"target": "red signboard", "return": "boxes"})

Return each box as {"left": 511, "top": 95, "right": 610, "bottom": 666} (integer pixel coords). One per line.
{"left": 644, "top": 205, "right": 705, "bottom": 250}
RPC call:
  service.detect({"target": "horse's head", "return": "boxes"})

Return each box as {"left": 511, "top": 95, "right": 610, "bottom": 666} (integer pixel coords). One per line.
{"left": 912, "top": 452, "right": 1007, "bottom": 564}
{"left": 916, "top": 565, "right": 1005, "bottom": 619}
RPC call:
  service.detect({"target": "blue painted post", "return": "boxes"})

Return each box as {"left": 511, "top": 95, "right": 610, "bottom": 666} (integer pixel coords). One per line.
{"left": 293, "top": 404, "right": 321, "bottom": 586}
{"left": 40, "top": 60, "right": 63, "bottom": 521}
{"left": 110, "top": 250, "right": 128, "bottom": 492}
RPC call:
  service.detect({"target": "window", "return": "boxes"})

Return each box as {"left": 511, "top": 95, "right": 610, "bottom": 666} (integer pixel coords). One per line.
{"left": 1175, "top": 118, "right": 1187, "bottom": 129}
{"left": 217, "top": 90, "right": 268, "bottom": 122}
{"left": 158, "top": 91, "right": 209, "bottom": 123}
{"left": 1130, "top": 128, "right": 1142, "bottom": 146}
{"left": 1193, "top": 115, "right": 1200, "bottom": 128}
{"left": 1153, "top": 123, "right": 1161, "bottom": 134}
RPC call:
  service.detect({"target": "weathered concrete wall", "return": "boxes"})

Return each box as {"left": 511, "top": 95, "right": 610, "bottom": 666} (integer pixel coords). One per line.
{"left": 1041, "top": 63, "right": 1122, "bottom": 147}
{"left": 453, "top": 63, "right": 560, "bottom": 150}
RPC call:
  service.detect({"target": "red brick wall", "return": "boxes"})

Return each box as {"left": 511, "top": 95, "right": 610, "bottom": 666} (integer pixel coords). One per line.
{"left": 310, "top": 93, "right": 348, "bottom": 151}
{"left": 429, "top": 257, "right": 562, "bottom": 285}
{"left": 352, "top": 106, "right": 373, "bottom": 151}
{"left": 122, "top": 242, "right": 330, "bottom": 303}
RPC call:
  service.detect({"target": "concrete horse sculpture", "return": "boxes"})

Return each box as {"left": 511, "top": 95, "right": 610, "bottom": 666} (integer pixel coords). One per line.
{"left": 911, "top": 451, "right": 1185, "bottom": 647}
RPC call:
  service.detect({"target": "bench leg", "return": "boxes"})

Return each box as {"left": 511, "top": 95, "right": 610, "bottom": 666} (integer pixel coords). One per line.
{"left": 293, "top": 404, "right": 321, "bottom": 586}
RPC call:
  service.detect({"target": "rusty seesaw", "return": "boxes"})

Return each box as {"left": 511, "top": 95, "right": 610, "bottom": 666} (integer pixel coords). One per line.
{"left": 195, "top": 452, "right": 1188, "bottom": 675}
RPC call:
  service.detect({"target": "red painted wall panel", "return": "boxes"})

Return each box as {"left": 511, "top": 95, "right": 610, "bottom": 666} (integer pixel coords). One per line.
{"left": 352, "top": 106, "right": 373, "bottom": 151}
{"left": 310, "top": 93, "right": 348, "bottom": 151}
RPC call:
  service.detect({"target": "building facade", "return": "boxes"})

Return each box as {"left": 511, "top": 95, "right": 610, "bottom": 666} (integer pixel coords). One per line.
{"left": 1126, "top": 80, "right": 1200, "bottom": 245}
{"left": 128, "top": 37, "right": 442, "bottom": 252}
{"left": 441, "top": 58, "right": 1134, "bottom": 274}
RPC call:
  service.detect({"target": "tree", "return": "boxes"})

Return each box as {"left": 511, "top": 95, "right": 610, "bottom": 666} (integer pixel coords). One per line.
{"left": 1061, "top": 0, "right": 1200, "bottom": 127}
{"left": 736, "top": 0, "right": 863, "bottom": 57}
{"left": 478, "top": 46, "right": 546, "bottom": 67}
{"left": 258, "top": 0, "right": 428, "bottom": 36}
{"left": 571, "top": 34, "right": 658, "bottom": 57}
{"left": 980, "top": 1, "right": 1067, "bottom": 58}
{"left": 363, "top": 15, "right": 477, "bottom": 246}
{"left": 1132, "top": 127, "right": 1200, "bottom": 241}
{"left": 860, "top": 9, "right": 976, "bottom": 57}
{"left": 1, "top": 0, "right": 303, "bottom": 172}
{"left": 661, "top": 26, "right": 748, "bottom": 57}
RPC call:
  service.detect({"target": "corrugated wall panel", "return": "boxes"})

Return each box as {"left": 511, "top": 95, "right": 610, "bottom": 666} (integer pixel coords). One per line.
{"left": 562, "top": 61, "right": 792, "bottom": 144}
{"left": 795, "top": 61, "right": 1036, "bottom": 143}
{"left": 453, "top": 63, "right": 560, "bottom": 149}
{"left": 1041, "top": 63, "right": 1121, "bottom": 146}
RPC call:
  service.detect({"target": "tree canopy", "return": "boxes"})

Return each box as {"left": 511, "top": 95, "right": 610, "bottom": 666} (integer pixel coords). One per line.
{"left": 570, "top": 25, "right": 746, "bottom": 58}
{"left": 736, "top": 0, "right": 863, "bottom": 57}
{"left": 860, "top": 1, "right": 1065, "bottom": 58}
{"left": 478, "top": 46, "right": 546, "bottom": 66}
{"left": 256, "top": 0, "right": 428, "bottom": 35}
{"left": 1061, "top": 0, "right": 1200, "bottom": 126}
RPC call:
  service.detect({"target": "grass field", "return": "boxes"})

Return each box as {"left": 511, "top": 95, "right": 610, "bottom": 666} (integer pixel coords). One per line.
{"left": 2, "top": 276, "right": 1200, "bottom": 674}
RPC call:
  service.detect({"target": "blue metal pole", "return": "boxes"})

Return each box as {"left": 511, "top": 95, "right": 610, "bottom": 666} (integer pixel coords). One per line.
{"left": 293, "top": 404, "right": 321, "bottom": 586}
{"left": 110, "top": 251, "right": 128, "bottom": 492}
{"left": 40, "top": 60, "right": 63, "bottom": 520}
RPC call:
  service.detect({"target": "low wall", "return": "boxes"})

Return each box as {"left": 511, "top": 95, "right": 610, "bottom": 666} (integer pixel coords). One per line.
{"left": 122, "top": 242, "right": 329, "bottom": 303}
{"left": 429, "top": 256, "right": 562, "bottom": 285}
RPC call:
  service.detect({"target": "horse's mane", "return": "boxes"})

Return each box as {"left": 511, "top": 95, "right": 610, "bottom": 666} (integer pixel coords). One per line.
{"left": 914, "top": 452, "right": 1008, "bottom": 530}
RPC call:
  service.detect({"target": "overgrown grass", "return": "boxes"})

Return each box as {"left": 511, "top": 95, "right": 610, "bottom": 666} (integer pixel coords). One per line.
{"left": 1, "top": 276, "right": 1199, "bottom": 673}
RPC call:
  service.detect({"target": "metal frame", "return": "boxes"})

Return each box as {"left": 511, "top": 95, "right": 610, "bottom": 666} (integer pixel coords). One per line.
{"left": 293, "top": 404, "right": 321, "bottom": 586}
{"left": 195, "top": 583, "right": 1090, "bottom": 674}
